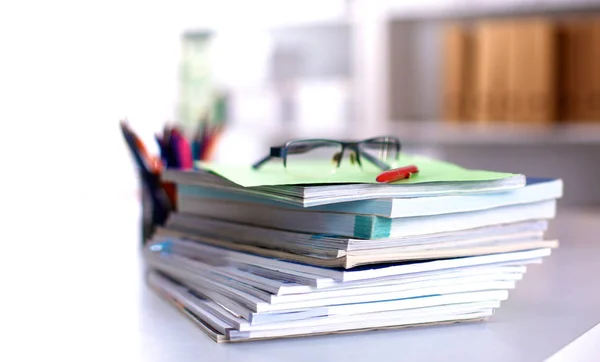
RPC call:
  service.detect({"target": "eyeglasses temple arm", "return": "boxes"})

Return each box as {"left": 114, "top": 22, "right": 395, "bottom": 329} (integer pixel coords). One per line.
{"left": 359, "top": 150, "right": 391, "bottom": 171}
{"left": 252, "top": 155, "right": 273, "bottom": 169}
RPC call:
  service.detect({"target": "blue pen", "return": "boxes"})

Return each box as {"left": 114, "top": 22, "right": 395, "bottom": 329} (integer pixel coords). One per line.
{"left": 168, "top": 133, "right": 180, "bottom": 169}
{"left": 161, "top": 127, "right": 178, "bottom": 169}
{"left": 191, "top": 140, "right": 200, "bottom": 162}
{"left": 155, "top": 134, "right": 168, "bottom": 167}
{"left": 192, "top": 121, "right": 206, "bottom": 162}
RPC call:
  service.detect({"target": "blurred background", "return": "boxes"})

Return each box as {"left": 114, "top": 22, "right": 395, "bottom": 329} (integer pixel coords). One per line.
{"left": 1, "top": 2, "right": 599, "bottom": 357}
{"left": 5, "top": 2, "right": 600, "bottom": 358}
{"left": 3, "top": 0, "right": 600, "bottom": 211}
{"left": 176, "top": 0, "right": 600, "bottom": 207}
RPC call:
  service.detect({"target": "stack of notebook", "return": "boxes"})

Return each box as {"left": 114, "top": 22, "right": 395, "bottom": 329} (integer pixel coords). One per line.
{"left": 143, "top": 154, "right": 562, "bottom": 342}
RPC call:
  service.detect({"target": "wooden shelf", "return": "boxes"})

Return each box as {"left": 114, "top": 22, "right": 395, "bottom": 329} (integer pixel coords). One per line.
{"left": 384, "top": 0, "right": 600, "bottom": 21}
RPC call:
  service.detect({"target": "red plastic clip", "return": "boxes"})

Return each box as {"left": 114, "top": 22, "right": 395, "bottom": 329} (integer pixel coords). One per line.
{"left": 376, "top": 164, "right": 419, "bottom": 183}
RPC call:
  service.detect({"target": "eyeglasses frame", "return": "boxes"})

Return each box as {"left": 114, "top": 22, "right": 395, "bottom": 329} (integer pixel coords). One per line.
{"left": 251, "top": 136, "right": 401, "bottom": 172}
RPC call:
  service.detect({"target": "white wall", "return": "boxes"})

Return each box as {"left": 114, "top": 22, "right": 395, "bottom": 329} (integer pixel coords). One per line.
{"left": 0, "top": 1, "right": 350, "bottom": 207}
{"left": 1, "top": 2, "right": 188, "bottom": 206}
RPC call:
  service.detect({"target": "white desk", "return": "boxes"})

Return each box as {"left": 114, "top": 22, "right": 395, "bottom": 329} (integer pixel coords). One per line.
{"left": 5, "top": 198, "right": 599, "bottom": 362}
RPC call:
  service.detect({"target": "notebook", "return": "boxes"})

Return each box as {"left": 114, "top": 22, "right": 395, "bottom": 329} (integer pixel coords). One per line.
{"left": 146, "top": 237, "right": 553, "bottom": 283}
{"left": 176, "top": 197, "right": 556, "bottom": 239}
{"left": 148, "top": 254, "right": 516, "bottom": 313}
{"left": 177, "top": 177, "right": 562, "bottom": 218}
{"left": 166, "top": 213, "right": 548, "bottom": 253}
{"left": 145, "top": 244, "right": 534, "bottom": 297}
{"left": 146, "top": 250, "right": 525, "bottom": 305}
{"left": 163, "top": 154, "right": 526, "bottom": 207}
{"left": 148, "top": 271, "right": 495, "bottom": 342}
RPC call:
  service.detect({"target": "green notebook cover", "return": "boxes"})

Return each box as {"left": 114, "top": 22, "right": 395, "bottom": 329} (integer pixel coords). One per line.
{"left": 197, "top": 154, "right": 517, "bottom": 187}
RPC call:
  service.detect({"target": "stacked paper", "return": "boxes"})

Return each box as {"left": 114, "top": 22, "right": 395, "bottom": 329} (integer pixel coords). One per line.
{"left": 143, "top": 155, "right": 562, "bottom": 342}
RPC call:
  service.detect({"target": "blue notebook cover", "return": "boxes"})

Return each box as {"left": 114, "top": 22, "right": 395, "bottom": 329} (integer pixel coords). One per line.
{"left": 178, "top": 177, "right": 561, "bottom": 218}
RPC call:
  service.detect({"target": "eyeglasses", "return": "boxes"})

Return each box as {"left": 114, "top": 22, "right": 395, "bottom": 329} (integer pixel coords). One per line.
{"left": 252, "top": 136, "right": 401, "bottom": 175}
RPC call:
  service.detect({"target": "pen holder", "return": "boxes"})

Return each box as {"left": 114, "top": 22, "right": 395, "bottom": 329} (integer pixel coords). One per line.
{"left": 141, "top": 181, "right": 155, "bottom": 244}
{"left": 139, "top": 173, "right": 176, "bottom": 245}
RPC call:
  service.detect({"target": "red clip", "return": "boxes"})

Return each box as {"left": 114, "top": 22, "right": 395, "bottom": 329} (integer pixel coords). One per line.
{"left": 376, "top": 165, "right": 419, "bottom": 183}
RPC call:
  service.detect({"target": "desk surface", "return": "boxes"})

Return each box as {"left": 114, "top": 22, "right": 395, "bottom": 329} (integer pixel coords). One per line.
{"left": 5, "top": 199, "right": 600, "bottom": 362}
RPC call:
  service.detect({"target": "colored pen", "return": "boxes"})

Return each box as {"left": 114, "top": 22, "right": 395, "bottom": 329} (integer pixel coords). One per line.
{"left": 170, "top": 127, "right": 194, "bottom": 169}
{"left": 376, "top": 165, "right": 419, "bottom": 183}
{"left": 204, "top": 123, "right": 224, "bottom": 161}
